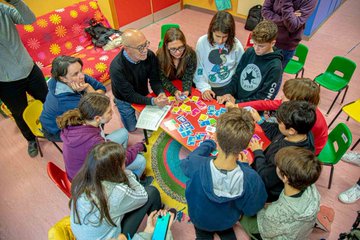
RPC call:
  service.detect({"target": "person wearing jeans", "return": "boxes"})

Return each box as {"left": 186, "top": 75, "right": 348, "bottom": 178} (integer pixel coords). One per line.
{"left": 0, "top": 0, "right": 48, "bottom": 157}
{"left": 110, "top": 29, "right": 169, "bottom": 132}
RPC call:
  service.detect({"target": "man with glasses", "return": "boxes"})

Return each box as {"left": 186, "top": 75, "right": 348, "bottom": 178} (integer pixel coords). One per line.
{"left": 110, "top": 29, "right": 168, "bottom": 132}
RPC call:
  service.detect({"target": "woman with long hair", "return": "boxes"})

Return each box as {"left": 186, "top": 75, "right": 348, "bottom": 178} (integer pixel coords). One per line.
{"left": 157, "top": 28, "right": 196, "bottom": 100}
{"left": 70, "top": 142, "right": 162, "bottom": 239}
{"left": 194, "top": 11, "right": 244, "bottom": 100}
{"left": 57, "top": 92, "right": 146, "bottom": 181}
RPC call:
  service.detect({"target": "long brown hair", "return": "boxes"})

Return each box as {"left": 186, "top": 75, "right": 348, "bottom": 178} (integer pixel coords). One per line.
{"left": 207, "top": 11, "right": 236, "bottom": 51}
{"left": 70, "top": 142, "right": 129, "bottom": 226}
{"left": 57, "top": 93, "right": 110, "bottom": 129}
{"left": 156, "top": 28, "right": 195, "bottom": 79}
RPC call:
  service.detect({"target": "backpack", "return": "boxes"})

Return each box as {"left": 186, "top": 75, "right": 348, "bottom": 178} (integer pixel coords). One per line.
{"left": 85, "top": 19, "right": 122, "bottom": 48}
{"left": 245, "top": 5, "right": 263, "bottom": 31}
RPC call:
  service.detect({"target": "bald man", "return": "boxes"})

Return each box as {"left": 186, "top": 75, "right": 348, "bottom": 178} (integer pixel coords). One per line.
{"left": 110, "top": 29, "right": 168, "bottom": 131}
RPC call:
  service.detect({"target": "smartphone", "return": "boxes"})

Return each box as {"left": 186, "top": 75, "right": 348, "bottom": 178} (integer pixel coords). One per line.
{"left": 152, "top": 212, "right": 171, "bottom": 240}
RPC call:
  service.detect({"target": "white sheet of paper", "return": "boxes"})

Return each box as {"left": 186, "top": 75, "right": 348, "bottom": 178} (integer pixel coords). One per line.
{"left": 135, "top": 105, "right": 171, "bottom": 131}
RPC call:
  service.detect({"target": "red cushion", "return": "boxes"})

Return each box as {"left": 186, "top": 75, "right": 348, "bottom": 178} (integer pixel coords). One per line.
{"left": 41, "top": 46, "right": 121, "bottom": 83}
{"left": 17, "top": 0, "right": 110, "bottom": 68}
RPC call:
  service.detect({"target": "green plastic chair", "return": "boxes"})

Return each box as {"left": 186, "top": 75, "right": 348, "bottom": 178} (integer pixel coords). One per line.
{"left": 317, "top": 123, "right": 352, "bottom": 189}
{"left": 314, "top": 56, "right": 357, "bottom": 115}
{"left": 284, "top": 43, "right": 309, "bottom": 78}
{"left": 158, "top": 23, "right": 180, "bottom": 48}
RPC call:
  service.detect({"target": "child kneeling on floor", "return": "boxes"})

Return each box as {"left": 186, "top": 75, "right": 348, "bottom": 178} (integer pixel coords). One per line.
{"left": 181, "top": 107, "right": 267, "bottom": 239}
{"left": 240, "top": 146, "right": 322, "bottom": 239}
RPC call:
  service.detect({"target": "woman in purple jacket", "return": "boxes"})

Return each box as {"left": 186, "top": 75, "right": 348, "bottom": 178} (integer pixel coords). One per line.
{"left": 57, "top": 92, "right": 146, "bottom": 181}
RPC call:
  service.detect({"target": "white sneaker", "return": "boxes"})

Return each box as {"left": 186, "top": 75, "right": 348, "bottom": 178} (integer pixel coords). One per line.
{"left": 341, "top": 151, "right": 360, "bottom": 167}
{"left": 338, "top": 183, "right": 360, "bottom": 204}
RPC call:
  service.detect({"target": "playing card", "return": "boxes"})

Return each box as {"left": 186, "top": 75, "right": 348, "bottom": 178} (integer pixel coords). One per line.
{"left": 177, "top": 116, "right": 187, "bottom": 123}
{"left": 205, "top": 125, "right": 216, "bottom": 133}
{"left": 195, "top": 100, "right": 207, "bottom": 110}
{"left": 191, "top": 108, "right": 201, "bottom": 117}
{"left": 252, "top": 134, "right": 261, "bottom": 140}
{"left": 187, "top": 136, "right": 196, "bottom": 146}
{"left": 191, "top": 96, "right": 199, "bottom": 102}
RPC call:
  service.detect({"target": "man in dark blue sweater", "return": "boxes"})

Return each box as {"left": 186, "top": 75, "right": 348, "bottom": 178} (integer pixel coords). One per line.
{"left": 181, "top": 107, "right": 267, "bottom": 239}
{"left": 110, "top": 29, "right": 168, "bottom": 131}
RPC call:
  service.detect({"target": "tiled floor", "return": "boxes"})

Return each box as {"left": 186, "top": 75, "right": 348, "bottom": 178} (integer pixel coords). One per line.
{"left": 0, "top": 0, "right": 359, "bottom": 239}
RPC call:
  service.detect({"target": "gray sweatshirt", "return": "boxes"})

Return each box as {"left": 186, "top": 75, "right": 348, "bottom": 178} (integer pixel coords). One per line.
{"left": 0, "top": 0, "right": 36, "bottom": 82}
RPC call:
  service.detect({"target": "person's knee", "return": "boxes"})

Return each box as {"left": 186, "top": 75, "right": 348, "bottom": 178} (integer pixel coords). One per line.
{"left": 145, "top": 186, "right": 161, "bottom": 207}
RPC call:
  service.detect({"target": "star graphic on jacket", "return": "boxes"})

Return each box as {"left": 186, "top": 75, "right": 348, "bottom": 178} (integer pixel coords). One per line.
{"left": 245, "top": 71, "right": 255, "bottom": 84}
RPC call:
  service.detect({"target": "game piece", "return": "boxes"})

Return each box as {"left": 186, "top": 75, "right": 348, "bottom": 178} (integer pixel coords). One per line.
{"left": 183, "top": 97, "right": 190, "bottom": 103}
{"left": 209, "top": 118, "right": 217, "bottom": 126}
{"left": 205, "top": 125, "right": 216, "bottom": 133}
{"left": 180, "top": 103, "right": 188, "bottom": 111}
{"left": 177, "top": 116, "right": 187, "bottom": 123}
{"left": 164, "top": 119, "right": 177, "bottom": 131}
{"left": 190, "top": 108, "right": 201, "bottom": 117}
{"left": 198, "top": 114, "right": 208, "bottom": 121}
{"left": 187, "top": 136, "right": 196, "bottom": 146}
{"left": 195, "top": 100, "right": 207, "bottom": 110}
{"left": 168, "top": 96, "right": 176, "bottom": 102}
{"left": 252, "top": 134, "right": 261, "bottom": 140}
{"left": 185, "top": 106, "right": 191, "bottom": 112}
{"left": 171, "top": 107, "right": 180, "bottom": 114}
{"left": 191, "top": 96, "right": 199, "bottom": 102}
{"left": 219, "top": 108, "right": 227, "bottom": 114}
{"left": 199, "top": 119, "right": 211, "bottom": 127}
{"left": 179, "top": 95, "right": 187, "bottom": 101}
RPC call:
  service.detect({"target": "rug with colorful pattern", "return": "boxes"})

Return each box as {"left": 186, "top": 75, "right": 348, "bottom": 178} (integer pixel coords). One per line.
{"left": 144, "top": 128, "right": 190, "bottom": 215}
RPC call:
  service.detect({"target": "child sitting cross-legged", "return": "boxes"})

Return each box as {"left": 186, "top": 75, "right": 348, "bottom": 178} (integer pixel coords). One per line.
{"left": 181, "top": 107, "right": 267, "bottom": 239}
{"left": 240, "top": 146, "right": 322, "bottom": 240}
{"left": 248, "top": 100, "right": 316, "bottom": 202}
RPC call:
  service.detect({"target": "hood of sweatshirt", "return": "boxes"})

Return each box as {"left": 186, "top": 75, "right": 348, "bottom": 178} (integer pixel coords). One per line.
{"left": 61, "top": 125, "right": 103, "bottom": 148}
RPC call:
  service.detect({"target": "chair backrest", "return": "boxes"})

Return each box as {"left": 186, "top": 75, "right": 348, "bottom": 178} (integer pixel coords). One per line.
{"left": 158, "top": 23, "right": 180, "bottom": 48}
{"left": 294, "top": 43, "right": 309, "bottom": 64}
{"left": 23, "top": 100, "right": 44, "bottom": 137}
{"left": 326, "top": 56, "right": 357, "bottom": 82}
{"left": 317, "top": 123, "right": 352, "bottom": 165}
{"left": 48, "top": 216, "right": 75, "bottom": 240}
{"left": 47, "top": 162, "right": 72, "bottom": 198}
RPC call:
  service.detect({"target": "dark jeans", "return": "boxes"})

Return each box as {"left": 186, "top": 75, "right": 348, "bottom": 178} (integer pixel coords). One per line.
{"left": 0, "top": 64, "right": 48, "bottom": 141}
{"left": 121, "top": 186, "right": 162, "bottom": 237}
{"left": 194, "top": 226, "right": 237, "bottom": 240}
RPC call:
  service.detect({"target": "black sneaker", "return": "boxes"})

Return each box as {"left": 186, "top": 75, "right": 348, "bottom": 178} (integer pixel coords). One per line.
{"left": 28, "top": 140, "right": 38, "bottom": 158}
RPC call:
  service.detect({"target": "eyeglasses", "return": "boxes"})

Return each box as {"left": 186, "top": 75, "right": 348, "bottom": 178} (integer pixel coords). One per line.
{"left": 168, "top": 45, "right": 185, "bottom": 54}
{"left": 126, "top": 40, "right": 150, "bottom": 53}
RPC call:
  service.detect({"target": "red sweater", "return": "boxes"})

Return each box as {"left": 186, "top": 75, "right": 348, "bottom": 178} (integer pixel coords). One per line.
{"left": 238, "top": 99, "right": 328, "bottom": 155}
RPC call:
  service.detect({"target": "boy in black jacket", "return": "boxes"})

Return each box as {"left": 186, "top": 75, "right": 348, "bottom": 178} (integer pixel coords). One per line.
{"left": 248, "top": 100, "right": 316, "bottom": 202}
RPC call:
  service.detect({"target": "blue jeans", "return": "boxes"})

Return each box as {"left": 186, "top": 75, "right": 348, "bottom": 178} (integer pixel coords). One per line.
{"left": 114, "top": 98, "right": 137, "bottom": 132}
{"left": 280, "top": 48, "right": 296, "bottom": 70}
{"left": 126, "top": 154, "right": 146, "bottom": 177}
{"left": 106, "top": 128, "right": 129, "bottom": 148}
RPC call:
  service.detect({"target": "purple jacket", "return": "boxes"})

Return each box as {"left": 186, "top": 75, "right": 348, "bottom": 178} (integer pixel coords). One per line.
{"left": 262, "top": 0, "right": 318, "bottom": 50}
{"left": 61, "top": 125, "right": 144, "bottom": 180}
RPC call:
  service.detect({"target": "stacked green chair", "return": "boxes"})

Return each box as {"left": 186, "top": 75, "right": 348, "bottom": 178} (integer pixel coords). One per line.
{"left": 314, "top": 56, "right": 357, "bottom": 115}
{"left": 158, "top": 23, "right": 180, "bottom": 48}
{"left": 284, "top": 43, "right": 309, "bottom": 78}
{"left": 317, "top": 123, "right": 352, "bottom": 189}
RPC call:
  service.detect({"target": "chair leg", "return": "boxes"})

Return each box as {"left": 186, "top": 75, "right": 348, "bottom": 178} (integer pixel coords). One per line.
{"left": 52, "top": 142, "right": 63, "bottom": 153}
{"left": 143, "top": 129, "right": 149, "bottom": 145}
{"left": 328, "top": 109, "right": 342, "bottom": 128}
{"left": 341, "top": 86, "right": 349, "bottom": 104}
{"left": 36, "top": 137, "right": 43, "bottom": 157}
{"left": 351, "top": 138, "right": 360, "bottom": 151}
{"left": 328, "top": 165, "right": 334, "bottom": 189}
{"left": 326, "top": 91, "right": 342, "bottom": 115}
{"left": 301, "top": 68, "right": 304, "bottom": 78}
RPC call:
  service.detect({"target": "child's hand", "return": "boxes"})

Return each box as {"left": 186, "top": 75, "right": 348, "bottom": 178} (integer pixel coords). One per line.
{"left": 249, "top": 108, "right": 262, "bottom": 122}
{"left": 225, "top": 101, "right": 238, "bottom": 109}
{"left": 238, "top": 151, "right": 249, "bottom": 163}
{"left": 249, "top": 138, "right": 263, "bottom": 151}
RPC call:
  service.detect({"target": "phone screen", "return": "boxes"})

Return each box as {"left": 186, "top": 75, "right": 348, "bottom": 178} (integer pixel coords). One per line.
{"left": 152, "top": 212, "right": 171, "bottom": 240}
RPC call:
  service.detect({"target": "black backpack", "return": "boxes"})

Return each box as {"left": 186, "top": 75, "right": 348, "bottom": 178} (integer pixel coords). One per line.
{"left": 245, "top": 5, "right": 263, "bottom": 31}
{"left": 85, "top": 19, "right": 122, "bottom": 48}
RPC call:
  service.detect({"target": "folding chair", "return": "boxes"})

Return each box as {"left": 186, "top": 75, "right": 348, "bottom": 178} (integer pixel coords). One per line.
{"left": 284, "top": 43, "right": 309, "bottom": 78}
{"left": 47, "top": 162, "right": 72, "bottom": 198}
{"left": 23, "top": 100, "right": 62, "bottom": 157}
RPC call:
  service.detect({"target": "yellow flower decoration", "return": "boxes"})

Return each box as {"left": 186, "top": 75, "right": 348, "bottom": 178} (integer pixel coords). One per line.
{"left": 83, "top": 68, "right": 94, "bottom": 76}
{"left": 70, "top": 10, "right": 78, "bottom": 18}
{"left": 89, "top": 1, "right": 98, "bottom": 10}
{"left": 55, "top": 25, "right": 67, "bottom": 38}
{"left": 87, "top": 57, "right": 95, "bottom": 61}
{"left": 49, "top": 14, "right": 62, "bottom": 25}
{"left": 65, "top": 41, "right": 73, "bottom": 50}
{"left": 36, "top": 19, "right": 48, "bottom": 28}
{"left": 95, "top": 62, "right": 107, "bottom": 73}
{"left": 79, "top": 4, "right": 89, "bottom": 12}
{"left": 94, "top": 11, "right": 103, "bottom": 22}
{"left": 24, "top": 25, "right": 34, "bottom": 32}
{"left": 49, "top": 44, "right": 61, "bottom": 55}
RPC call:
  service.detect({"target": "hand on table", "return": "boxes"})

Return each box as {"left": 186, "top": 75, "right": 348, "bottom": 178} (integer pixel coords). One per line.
{"left": 201, "top": 90, "right": 215, "bottom": 101}
{"left": 154, "top": 94, "right": 169, "bottom": 108}
{"left": 249, "top": 108, "right": 262, "bottom": 122}
{"left": 174, "top": 90, "right": 189, "bottom": 101}
{"left": 216, "top": 94, "right": 235, "bottom": 104}
{"left": 249, "top": 138, "right": 263, "bottom": 152}
{"left": 238, "top": 151, "right": 249, "bottom": 163}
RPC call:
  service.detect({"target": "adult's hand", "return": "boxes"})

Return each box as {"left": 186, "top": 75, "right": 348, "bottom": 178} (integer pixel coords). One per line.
{"left": 70, "top": 82, "right": 94, "bottom": 92}
{"left": 216, "top": 94, "right": 234, "bottom": 104}
{"left": 201, "top": 90, "right": 215, "bottom": 101}
{"left": 174, "top": 90, "right": 182, "bottom": 101}
{"left": 154, "top": 95, "right": 169, "bottom": 108}
{"left": 225, "top": 101, "right": 237, "bottom": 109}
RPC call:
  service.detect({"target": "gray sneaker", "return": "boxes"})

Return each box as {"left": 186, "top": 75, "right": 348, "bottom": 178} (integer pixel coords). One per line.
{"left": 28, "top": 140, "right": 38, "bottom": 158}
{"left": 341, "top": 151, "right": 360, "bottom": 166}
{"left": 339, "top": 183, "right": 360, "bottom": 204}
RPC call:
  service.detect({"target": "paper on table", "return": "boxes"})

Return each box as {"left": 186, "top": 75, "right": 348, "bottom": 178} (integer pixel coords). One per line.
{"left": 135, "top": 105, "right": 171, "bottom": 131}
